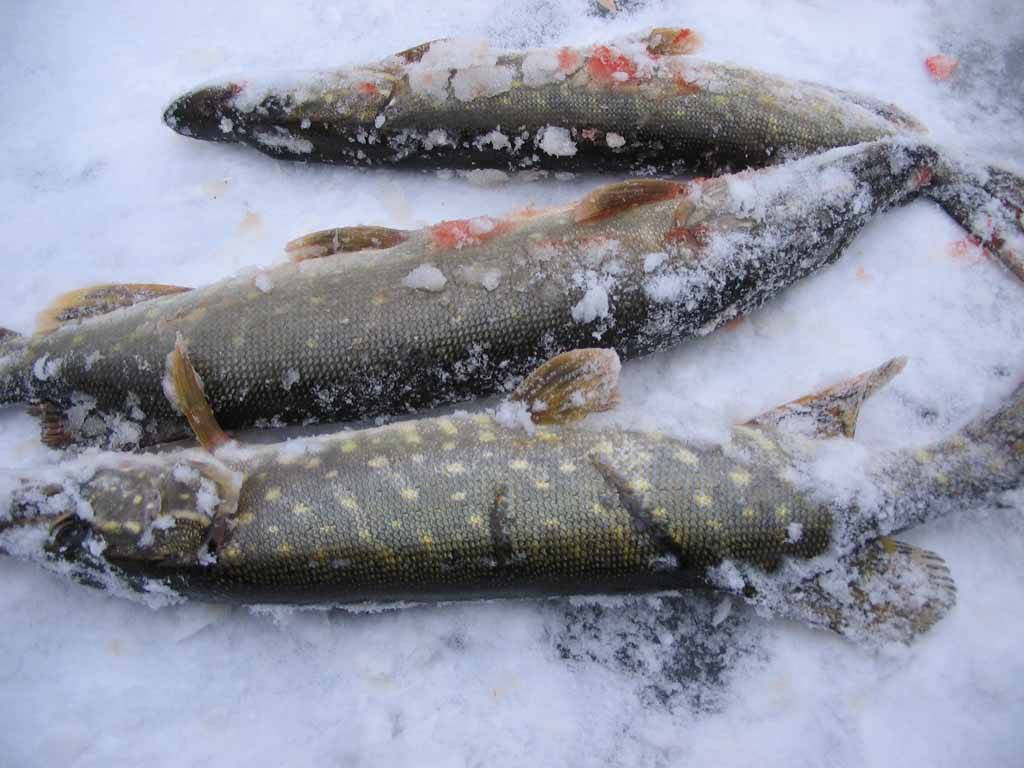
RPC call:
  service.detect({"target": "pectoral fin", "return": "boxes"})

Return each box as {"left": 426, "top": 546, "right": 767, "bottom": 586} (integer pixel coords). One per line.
{"left": 36, "top": 283, "right": 190, "bottom": 334}
{"left": 782, "top": 538, "right": 957, "bottom": 645}
{"left": 574, "top": 180, "right": 684, "bottom": 224}
{"left": 747, "top": 356, "right": 907, "bottom": 438}
{"left": 164, "top": 334, "right": 230, "bottom": 452}
{"left": 511, "top": 348, "right": 621, "bottom": 424}
{"left": 285, "top": 226, "right": 410, "bottom": 262}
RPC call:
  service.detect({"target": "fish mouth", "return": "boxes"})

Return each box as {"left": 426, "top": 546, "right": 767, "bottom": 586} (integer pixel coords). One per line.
{"left": 163, "top": 83, "right": 245, "bottom": 142}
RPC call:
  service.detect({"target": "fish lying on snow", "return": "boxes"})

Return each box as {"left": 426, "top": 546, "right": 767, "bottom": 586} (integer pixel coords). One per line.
{"left": 0, "top": 140, "right": 1020, "bottom": 449}
{"left": 3, "top": 343, "right": 1022, "bottom": 645}
{"left": 162, "top": 27, "right": 925, "bottom": 176}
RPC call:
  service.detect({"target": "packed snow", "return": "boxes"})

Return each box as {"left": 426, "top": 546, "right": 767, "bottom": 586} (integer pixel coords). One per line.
{"left": 1, "top": 1, "right": 1023, "bottom": 767}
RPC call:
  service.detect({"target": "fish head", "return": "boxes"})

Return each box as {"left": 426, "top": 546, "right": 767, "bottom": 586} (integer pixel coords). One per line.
{"left": 0, "top": 454, "right": 239, "bottom": 586}
{"left": 163, "top": 68, "right": 397, "bottom": 145}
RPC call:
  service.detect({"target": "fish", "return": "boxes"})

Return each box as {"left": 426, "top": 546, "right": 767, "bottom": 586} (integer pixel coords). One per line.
{"left": 1, "top": 140, "right": 1020, "bottom": 450}
{"left": 162, "top": 27, "right": 926, "bottom": 176}
{"left": 4, "top": 342, "right": 1021, "bottom": 645}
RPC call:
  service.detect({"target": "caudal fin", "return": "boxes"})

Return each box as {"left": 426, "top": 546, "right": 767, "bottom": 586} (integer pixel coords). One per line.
{"left": 0, "top": 328, "right": 27, "bottom": 405}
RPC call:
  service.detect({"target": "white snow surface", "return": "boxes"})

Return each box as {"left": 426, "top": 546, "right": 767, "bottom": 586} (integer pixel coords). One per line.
{"left": 1, "top": 1, "right": 1024, "bottom": 766}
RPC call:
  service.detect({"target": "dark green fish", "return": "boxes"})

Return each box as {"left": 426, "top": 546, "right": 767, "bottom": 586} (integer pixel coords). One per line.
{"left": 163, "top": 28, "right": 924, "bottom": 175}
{"left": 0, "top": 141, "right": 1019, "bottom": 450}
{"left": 6, "top": 344, "right": 1019, "bottom": 645}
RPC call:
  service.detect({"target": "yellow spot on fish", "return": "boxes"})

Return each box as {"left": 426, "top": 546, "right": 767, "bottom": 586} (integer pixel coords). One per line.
{"left": 265, "top": 488, "right": 282, "bottom": 502}
{"left": 292, "top": 502, "right": 310, "bottom": 515}
{"left": 444, "top": 462, "right": 466, "bottom": 476}
{"left": 510, "top": 459, "right": 529, "bottom": 471}
{"left": 472, "top": 414, "right": 491, "bottom": 426}
{"left": 372, "top": 292, "right": 387, "bottom": 306}
{"left": 325, "top": 470, "right": 338, "bottom": 479}
{"left": 537, "top": 431, "right": 560, "bottom": 443}
{"left": 305, "top": 457, "right": 322, "bottom": 470}
{"left": 675, "top": 449, "right": 699, "bottom": 466}
{"left": 468, "top": 514, "right": 483, "bottom": 527}
{"left": 742, "top": 507, "right": 756, "bottom": 519}
{"left": 132, "top": 495, "right": 143, "bottom": 505}
{"left": 237, "top": 512, "right": 254, "bottom": 525}
{"left": 98, "top": 521, "right": 122, "bottom": 534}
{"left": 401, "top": 488, "right": 419, "bottom": 502}
{"left": 124, "top": 521, "right": 142, "bottom": 535}
{"left": 232, "top": 335, "right": 244, "bottom": 349}
{"left": 277, "top": 543, "right": 293, "bottom": 555}
{"left": 729, "top": 469, "right": 752, "bottom": 487}
{"left": 534, "top": 479, "right": 551, "bottom": 491}
{"left": 443, "top": 441, "right": 457, "bottom": 451}
{"left": 592, "top": 502, "right": 608, "bottom": 515}
{"left": 178, "top": 493, "right": 192, "bottom": 501}
{"left": 368, "top": 455, "right": 389, "bottom": 469}
{"left": 560, "top": 462, "right": 577, "bottom": 474}
{"left": 775, "top": 504, "right": 790, "bottom": 521}
{"left": 693, "top": 492, "right": 713, "bottom": 509}
{"left": 914, "top": 449, "right": 933, "bottom": 464}
{"left": 593, "top": 441, "right": 614, "bottom": 456}
{"left": 390, "top": 520, "right": 402, "bottom": 530}
{"left": 652, "top": 507, "right": 667, "bottom": 520}
{"left": 420, "top": 533, "right": 435, "bottom": 545}
{"left": 437, "top": 419, "right": 458, "bottom": 435}
{"left": 359, "top": 529, "right": 372, "bottom": 542}
{"left": 337, "top": 495, "right": 359, "bottom": 511}
{"left": 341, "top": 440, "right": 357, "bottom": 453}
{"left": 305, "top": 338, "right": 319, "bottom": 350}
{"left": 223, "top": 546, "right": 241, "bottom": 561}
{"left": 478, "top": 430, "right": 496, "bottom": 443}
{"left": 400, "top": 426, "right": 422, "bottom": 445}
{"left": 267, "top": 525, "right": 279, "bottom": 534}
{"left": 451, "top": 491, "right": 467, "bottom": 502}
{"left": 629, "top": 477, "right": 652, "bottom": 493}
{"left": 544, "top": 518, "right": 561, "bottom": 528}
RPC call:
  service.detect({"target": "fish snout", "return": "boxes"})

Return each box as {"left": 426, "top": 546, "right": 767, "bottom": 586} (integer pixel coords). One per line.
{"left": 163, "top": 84, "right": 245, "bottom": 142}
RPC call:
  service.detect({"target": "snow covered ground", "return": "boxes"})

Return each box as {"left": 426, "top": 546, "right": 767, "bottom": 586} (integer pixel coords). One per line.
{"left": 1, "top": 1, "right": 1023, "bottom": 765}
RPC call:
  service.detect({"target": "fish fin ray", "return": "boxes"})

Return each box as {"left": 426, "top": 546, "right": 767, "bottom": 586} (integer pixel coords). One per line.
{"left": 285, "top": 226, "right": 410, "bottom": 262}
{"left": 511, "top": 349, "right": 621, "bottom": 424}
{"left": 36, "top": 283, "right": 191, "bottom": 335}
{"left": 783, "top": 538, "right": 956, "bottom": 645}
{"left": 164, "top": 335, "right": 230, "bottom": 452}
{"left": 747, "top": 356, "right": 907, "bottom": 438}
{"left": 574, "top": 180, "right": 684, "bottom": 224}
{"left": 38, "top": 401, "right": 73, "bottom": 449}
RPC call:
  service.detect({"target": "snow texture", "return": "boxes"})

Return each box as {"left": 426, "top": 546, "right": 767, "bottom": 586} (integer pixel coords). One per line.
{"left": 1, "top": 1, "right": 1023, "bottom": 767}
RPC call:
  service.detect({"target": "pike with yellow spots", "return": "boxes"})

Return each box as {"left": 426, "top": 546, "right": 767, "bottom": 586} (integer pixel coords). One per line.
{"left": 162, "top": 27, "right": 924, "bottom": 174}
{"left": 4, "top": 346, "right": 1021, "bottom": 645}
{"left": 2, "top": 141, "right": 1020, "bottom": 449}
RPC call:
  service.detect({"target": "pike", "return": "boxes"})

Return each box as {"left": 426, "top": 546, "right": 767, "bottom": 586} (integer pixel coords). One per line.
{"left": 3, "top": 344, "right": 1022, "bottom": 645}
{"left": 162, "top": 27, "right": 927, "bottom": 176}
{"left": 0, "top": 140, "right": 1021, "bottom": 449}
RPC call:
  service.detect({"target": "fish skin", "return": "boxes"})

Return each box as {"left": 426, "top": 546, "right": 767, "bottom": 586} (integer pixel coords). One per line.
{"left": 5, "top": 358, "right": 1019, "bottom": 642}
{"left": 0, "top": 141, "right": 945, "bottom": 449}
{"left": 163, "top": 30, "right": 924, "bottom": 175}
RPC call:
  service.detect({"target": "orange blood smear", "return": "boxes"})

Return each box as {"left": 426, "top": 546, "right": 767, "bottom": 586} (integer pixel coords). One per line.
{"left": 721, "top": 315, "right": 746, "bottom": 333}
{"left": 429, "top": 217, "right": 512, "bottom": 250}
{"left": 587, "top": 45, "right": 639, "bottom": 85}
{"left": 558, "top": 47, "right": 583, "bottom": 73}
{"left": 855, "top": 265, "right": 873, "bottom": 284}
{"left": 357, "top": 81, "right": 380, "bottom": 95}
{"left": 911, "top": 166, "right": 934, "bottom": 190}
{"left": 948, "top": 236, "right": 987, "bottom": 265}
{"left": 925, "top": 54, "right": 959, "bottom": 81}
{"left": 673, "top": 73, "right": 701, "bottom": 95}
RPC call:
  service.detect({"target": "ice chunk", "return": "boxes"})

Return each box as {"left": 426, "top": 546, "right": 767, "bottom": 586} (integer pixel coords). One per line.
{"left": 538, "top": 126, "right": 577, "bottom": 157}
{"left": 403, "top": 264, "right": 447, "bottom": 292}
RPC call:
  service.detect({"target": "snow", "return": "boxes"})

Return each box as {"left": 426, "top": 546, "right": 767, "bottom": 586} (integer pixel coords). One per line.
{"left": 1, "top": 1, "right": 1023, "bottom": 766}
{"left": 538, "top": 125, "right": 578, "bottom": 157}
{"left": 402, "top": 264, "right": 448, "bottom": 291}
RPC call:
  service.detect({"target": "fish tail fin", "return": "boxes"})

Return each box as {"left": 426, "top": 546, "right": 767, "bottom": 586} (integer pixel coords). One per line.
{"left": 927, "top": 155, "right": 1024, "bottom": 282}
{"left": 0, "top": 328, "right": 28, "bottom": 405}
{"left": 782, "top": 538, "right": 957, "bottom": 645}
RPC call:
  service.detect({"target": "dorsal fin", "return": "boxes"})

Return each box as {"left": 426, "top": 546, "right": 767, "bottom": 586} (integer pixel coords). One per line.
{"left": 646, "top": 28, "right": 704, "bottom": 56}
{"left": 747, "top": 356, "right": 907, "bottom": 438}
{"left": 36, "top": 283, "right": 190, "bottom": 334}
{"left": 511, "top": 348, "right": 621, "bottom": 424}
{"left": 392, "top": 38, "right": 448, "bottom": 64}
{"left": 164, "top": 335, "right": 230, "bottom": 452}
{"left": 574, "top": 180, "right": 684, "bottom": 224}
{"left": 285, "top": 226, "right": 410, "bottom": 262}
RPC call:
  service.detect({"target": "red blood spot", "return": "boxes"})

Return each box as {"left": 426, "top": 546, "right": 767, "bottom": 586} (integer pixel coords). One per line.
{"left": 948, "top": 236, "right": 986, "bottom": 265}
{"left": 911, "top": 166, "right": 933, "bottom": 190}
{"left": 558, "top": 47, "right": 582, "bottom": 73}
{"left": 587, "top": 45, "right": 639, "bottom": 86}
{"left": 429, "top": 217, "right": 511, "bottom": 250}
{"left": 925, "top": 54, "right": 959, "bottom": 81}
{"left": 673, "top": 73, "right": 701, "bottom": 95}
{"left": 664, "top": 225, "right": 708, "bottom": 248}
{"left": 357, "top": 81, "right": 380, "bottom": 96}
{"left": 721, "top": 315, "right": 746, "bottom": 333}
{"left": 855, "top": 265, "right": 873, "bottom": 283}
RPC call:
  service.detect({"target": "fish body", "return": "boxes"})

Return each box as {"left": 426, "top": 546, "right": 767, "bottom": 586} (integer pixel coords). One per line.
{"left": 0, "top": 141, "right": 943, "bottom": 449}
{"left": 163, "top": 29, "right": 923, "bottom": 175}
{"left": 5, "top": 347, "right": 1019, "bottom": 642}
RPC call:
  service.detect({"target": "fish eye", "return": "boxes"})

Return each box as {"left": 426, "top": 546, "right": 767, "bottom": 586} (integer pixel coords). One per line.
{"left": 47, "top": 514, "right": 93, "bottom": 557}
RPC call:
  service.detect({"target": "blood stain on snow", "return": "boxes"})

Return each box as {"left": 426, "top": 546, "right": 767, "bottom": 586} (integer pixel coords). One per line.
{"left": 358, "top": 81, "right": 380, "bottom": 95}
{"left": 557, "top": 47, "right": 582, "bottom": 74}
{"left": 925, "top": 54, "right": 959, "bottom": 81}
{"left": 947, "top": 237, "right": 987, "bottom": 266}
{"left": 587, "top": 46, "right": 639, "bottom": 86}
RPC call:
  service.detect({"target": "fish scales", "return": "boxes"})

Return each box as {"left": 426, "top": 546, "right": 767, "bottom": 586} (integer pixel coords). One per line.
{"left": 0, "top": 142, "right": 940, "bottom": 448}
{"left": 164, "top": 31, "right": 920, "bottom": 174}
